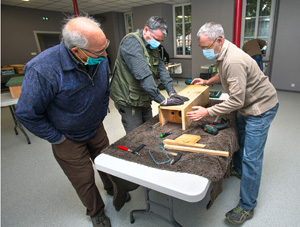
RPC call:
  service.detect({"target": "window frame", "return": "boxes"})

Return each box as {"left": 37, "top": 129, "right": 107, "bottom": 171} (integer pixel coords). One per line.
{"left": 173, "top": 3, "right": 192, "bottom": 59}
{"left": 240, "top": 0, "right": 276, "bottom": 61}
{"left": 124, "top": 12, "right": 134, "bottom": 34}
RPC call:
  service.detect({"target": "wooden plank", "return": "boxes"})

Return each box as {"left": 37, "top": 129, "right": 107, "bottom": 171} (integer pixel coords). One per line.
{"left": 175, "top": 134, "right": 201, "bottom": 144}
{"left": 164, "top": 144, "right": 229, "bottom": 157}
{"left": 164, "top": 139, "right": 206, "bottom": 148}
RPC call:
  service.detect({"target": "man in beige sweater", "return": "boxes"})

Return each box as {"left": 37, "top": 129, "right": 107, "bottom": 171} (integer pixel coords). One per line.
{"left": 187, "top": 22, "right": 278, "bottom": 225}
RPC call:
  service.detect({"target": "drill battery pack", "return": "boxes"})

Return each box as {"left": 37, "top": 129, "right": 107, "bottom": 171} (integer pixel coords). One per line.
{"left": 185, "top": 79, "right": 193, "bottom": 85}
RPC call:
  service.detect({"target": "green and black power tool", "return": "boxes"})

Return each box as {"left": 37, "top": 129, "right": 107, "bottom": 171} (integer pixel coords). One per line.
{"left": 201, "top": 117, "right": 230, "bottom": 135}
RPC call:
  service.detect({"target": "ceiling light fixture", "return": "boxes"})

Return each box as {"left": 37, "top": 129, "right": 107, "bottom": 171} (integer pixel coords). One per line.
{"left": 21, "top": 0, "right": 31, "bottom": 2}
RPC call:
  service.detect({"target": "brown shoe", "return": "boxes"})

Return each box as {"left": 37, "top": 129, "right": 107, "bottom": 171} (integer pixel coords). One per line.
{"left": 91, "top": 210, "right": 111, "bottom": 227}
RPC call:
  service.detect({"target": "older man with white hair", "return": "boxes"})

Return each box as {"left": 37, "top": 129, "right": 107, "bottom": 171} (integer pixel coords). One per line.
{"left": 16, "top": 15, "right": 120, "bottom": 227}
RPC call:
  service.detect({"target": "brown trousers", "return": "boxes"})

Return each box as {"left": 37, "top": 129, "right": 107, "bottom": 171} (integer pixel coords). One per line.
{"left": 52, "top": 123, "right": 113, "bottom": 216}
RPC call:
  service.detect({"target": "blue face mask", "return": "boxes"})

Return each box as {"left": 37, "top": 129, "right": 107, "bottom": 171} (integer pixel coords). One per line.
{"left": 203, "top": 49, "right": 219, "bottom": 60}
{"left": 87, "top": 56, "right": 105, "bottom": 65}
{"left": 148, "top": 38, "right": 160, "bottom": 49}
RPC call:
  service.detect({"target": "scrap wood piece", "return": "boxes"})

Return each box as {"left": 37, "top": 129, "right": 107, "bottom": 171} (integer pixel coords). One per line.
{"left": 174, "top": 134, "right": 201, "bottom": 144}
{"left": 164, "top": 144, "right": 229, "bottom": 157}
{"left": 164, "top": 139, "right": 206, "bottom": 148}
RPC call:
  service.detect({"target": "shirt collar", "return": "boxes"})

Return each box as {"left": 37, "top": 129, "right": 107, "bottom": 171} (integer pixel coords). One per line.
{"left": 140, "top": 29, "right": 151, "bottom": 49}
{"left": 216, "top": 39, "right": 229, "bottom": 61}
{"left": 67, "top": 48, "right": 82, "bottom": 65}
{"left": 59, "top": 41, "right": 86, "bottom": 71}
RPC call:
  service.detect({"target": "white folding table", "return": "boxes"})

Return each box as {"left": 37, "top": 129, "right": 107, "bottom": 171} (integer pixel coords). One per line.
{"left": 167, "top": 63, "right": 182, "bottom": 84}
{"left": 1, "top": 92, "right": 31, "bottom": 144}
{"left": 95, "top": 153, "right": 211, "bottom": 226}
{"left": 95, "top": 95, "right": 229, "bottom": 226}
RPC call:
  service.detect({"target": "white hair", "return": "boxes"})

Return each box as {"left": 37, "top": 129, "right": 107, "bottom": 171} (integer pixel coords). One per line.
{"left": 197, "top": 22, "right": 225, "bottom": 40}
{"left": 62, "top": 15, "right": 101, "bottom": 49}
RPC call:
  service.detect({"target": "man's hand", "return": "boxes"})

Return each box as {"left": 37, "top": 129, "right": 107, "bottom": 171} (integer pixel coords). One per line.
{"left": 191, "top": 78, "right": 207, "bottom": 85}
{"left": 160, "top": 97, "right": 184, "bottom": 106}
{"left": 169, "top": 92, "right": 189, "bottom": 102}
{"left": 186, "top": 106, "right": 209, "bottom": 121}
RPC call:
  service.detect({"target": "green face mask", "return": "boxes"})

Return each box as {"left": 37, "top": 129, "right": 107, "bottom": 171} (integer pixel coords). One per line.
{"left": 87, "top": 56, "right": 105, "bottom": 65}
{"left": 77, "top": 48, "right": 106, "bottom": 65}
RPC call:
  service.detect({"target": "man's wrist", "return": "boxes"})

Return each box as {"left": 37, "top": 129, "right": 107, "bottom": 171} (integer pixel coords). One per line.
{"left": 160, "top": 99, "right": 167, "bottom": 105}
{"left": 169, "top": 92, "right": 176, "bottom": 97}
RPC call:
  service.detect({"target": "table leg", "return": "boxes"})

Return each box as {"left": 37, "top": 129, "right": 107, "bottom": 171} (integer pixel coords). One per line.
{"left": 130, "top": 187, "right": 182, "bottom": 227}
{"left": 9, "top": 105, "right": 31, "bottom": 144}
{"left": 169, "top": 68, "right": 179, "bottom": 84}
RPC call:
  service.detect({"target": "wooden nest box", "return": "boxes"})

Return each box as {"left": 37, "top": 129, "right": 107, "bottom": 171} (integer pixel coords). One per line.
{"left": 159, "top": 85, "right": 209, "bottom": 130}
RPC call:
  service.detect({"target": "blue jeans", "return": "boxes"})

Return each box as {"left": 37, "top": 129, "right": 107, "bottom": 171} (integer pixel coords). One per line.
{"left": 233, "top": 103, "right": 279, "bottom": 210}
{"left": 252, "top": 54, "right": 263, "bottom": 71}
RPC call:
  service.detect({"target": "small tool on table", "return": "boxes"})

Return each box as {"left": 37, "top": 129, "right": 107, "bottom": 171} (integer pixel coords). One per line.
{"left": 169, "top": 151, "right": 182, "bottom": 165}
{"left": 118, "top": 144, "right": 145, "bottom": 155}
{"left": 160, "top": 131, "right": 172, "bottom": 138}
{"left": 146, "top": 122, "right": 160, "bottom": 131}
{"left": 148, "top": 147, "right": 182, "bottom": 165}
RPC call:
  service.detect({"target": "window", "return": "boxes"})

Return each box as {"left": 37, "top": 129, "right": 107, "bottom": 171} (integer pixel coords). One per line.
{"left": 173, "top": 4, "right": 191, "bottom": 58}
{"left": 124, "top": 12, "right": 134, "bottom": 34}
{"left": 240, "top": 0, "right": 276, "bottom": 60}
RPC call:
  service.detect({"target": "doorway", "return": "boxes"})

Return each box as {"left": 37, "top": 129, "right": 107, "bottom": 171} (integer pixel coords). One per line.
{"left": 33, "top": 31, "right": 61, "bottom": 53}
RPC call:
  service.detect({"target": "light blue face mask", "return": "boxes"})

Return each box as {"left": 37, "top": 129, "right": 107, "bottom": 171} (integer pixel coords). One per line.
{"left": 148, "top": 38, "right": 160, "bottom": 49}
{"left": 203, "top": 49, "right": 219, "bottom": 60}
{"left": 87, "top": 56, "right": 105, "bottom": 65}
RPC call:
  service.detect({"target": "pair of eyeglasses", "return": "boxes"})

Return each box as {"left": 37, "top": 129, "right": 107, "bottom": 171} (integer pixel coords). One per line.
{"left": 201, "top": 36, "right": 221, "bottom": 49}
{"left": 81, "top": 39, "right": 110, "bottom": 57}
{"left": 150, "top": 33, "right": 164, "bottom": 43}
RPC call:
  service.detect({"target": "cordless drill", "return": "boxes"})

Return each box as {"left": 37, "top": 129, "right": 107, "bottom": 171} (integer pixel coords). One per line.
{"left": 202, "top": 117, "right": 230, "bottom": 135}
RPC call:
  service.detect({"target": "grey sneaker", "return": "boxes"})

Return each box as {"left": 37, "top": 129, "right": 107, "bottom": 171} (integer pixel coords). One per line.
{"left": 225, "top": 205, "right": 254, "bottom": 225}
{"left": 91, "top": 210, "right": 111, "bottom": 227}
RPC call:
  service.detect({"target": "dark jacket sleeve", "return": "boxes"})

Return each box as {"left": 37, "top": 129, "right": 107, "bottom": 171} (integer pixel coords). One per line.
{"left": 157, "top": 58, "right": 175, "bottom": 95}
{"left": 15, "top": 67, "right": 64, "bottom": 143}
{"left": 103, "top": 63, "right": 110, "bottom": 111}
{"left": 120, "top": 36, "right": 166, "bottom": 103}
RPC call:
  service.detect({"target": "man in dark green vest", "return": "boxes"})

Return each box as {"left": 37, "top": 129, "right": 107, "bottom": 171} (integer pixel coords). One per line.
{"left": 110, "top": 16, "right": 188, "bottom": 133}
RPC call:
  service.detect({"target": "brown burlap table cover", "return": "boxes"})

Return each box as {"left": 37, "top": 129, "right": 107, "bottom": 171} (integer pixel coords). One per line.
{"left": 103, "top": 100, "right": 239, "bottom": 210}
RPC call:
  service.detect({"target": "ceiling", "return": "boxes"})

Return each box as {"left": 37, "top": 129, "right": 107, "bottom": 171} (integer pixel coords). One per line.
{"left": 1, "top": 0, "right": 190, "bottom": 15}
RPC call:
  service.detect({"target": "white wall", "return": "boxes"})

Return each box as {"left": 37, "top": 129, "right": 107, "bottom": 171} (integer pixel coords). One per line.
{"left": 270, "top": 0, "right": 300, "bottom": 92}
{"left": 191, "top": 0, "right": 235, "bottom": 78}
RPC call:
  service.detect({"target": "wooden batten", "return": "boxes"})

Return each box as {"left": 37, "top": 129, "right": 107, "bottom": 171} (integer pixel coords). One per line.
{"left": 164, "top": 144, "right": 229, "bottom": 157}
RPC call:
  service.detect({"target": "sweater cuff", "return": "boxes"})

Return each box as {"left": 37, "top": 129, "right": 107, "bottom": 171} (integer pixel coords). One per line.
{"left": 207, "top": 107, "right": 216, "bottom": 117}
{"left": 154, "top": 93, "right": 165, "bottom": 103}
{"left": 51, "top": 135, "right": 65, "bottom": 144}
